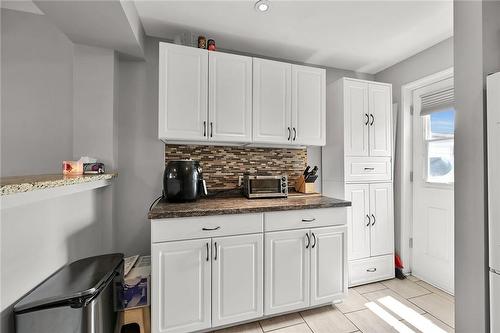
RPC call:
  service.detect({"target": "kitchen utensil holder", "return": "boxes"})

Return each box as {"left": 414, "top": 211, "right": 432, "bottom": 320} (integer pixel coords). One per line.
{"left": 294, "top": 175, "right": 316, "bottom": 194}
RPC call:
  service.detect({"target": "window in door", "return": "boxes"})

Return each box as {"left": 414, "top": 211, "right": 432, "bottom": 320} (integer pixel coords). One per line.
{"left": 423, "top": 108, "right": 455, "bottom": 184}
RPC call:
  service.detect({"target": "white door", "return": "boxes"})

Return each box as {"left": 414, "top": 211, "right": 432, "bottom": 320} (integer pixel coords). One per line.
{"left": 152, "top": 239, "right": 211, "bottom": 333}
{"left": 368, "top": 83, "right": 392, "bottom": 156}
{"left": 412, "top": 78, "right": 455, "bottom": 293}
{"left": 212, "top": 234, "right": 263, "bottom": 327}
{"left": 158, "top": 43, "right": 208, "bottom": 141}
{"left": 344, "top": 79, "right": 369, "bottom": 156}
{"left": 310, "top": 226, "right": 347, "bottom": 306}
{"left": 208, "top": 52, "right": 252, "bottom": 143}
{"left": 265, "top": 229, "right": 310, "bottom": 315}
{"left": 345, "top": 184, "right": 371, "bottom": 260}
{"left": 253, "top": 58, "right": 292, "bottom": 144}
{"left": 369, "top": 183, "right": 394, "bottom": 257}
{"left": 291, "top": 65, "right": 326, "bottom": 146}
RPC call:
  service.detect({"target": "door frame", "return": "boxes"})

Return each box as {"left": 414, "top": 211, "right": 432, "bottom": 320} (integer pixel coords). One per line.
{"left": 399, "top": 67, "right": 454, "bottom": 274}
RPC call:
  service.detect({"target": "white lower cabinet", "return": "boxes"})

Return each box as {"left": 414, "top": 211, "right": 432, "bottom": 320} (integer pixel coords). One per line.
{"left": 152, "top": 239, "right": 212, "bottom": 333}
{"left": 310, "top": 226, "right": 347, "bottom": 306}
{"left": 345, "top": 183, "right": 394, "bottom": 286}
{"left": 212, "top": 234, "right": 263, "bottom": 327}
{"left": 152, "top": 209, "right": 347, "bottom": 333}
{"left": 265, "top": 229, "right": 310, "bottom": 315}
{"left": 264, "top": 226, "right": 347, "bottom": 315}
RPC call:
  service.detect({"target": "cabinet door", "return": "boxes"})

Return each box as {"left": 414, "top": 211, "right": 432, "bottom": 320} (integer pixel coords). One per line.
{"left": 344, "top": 80, "right": 369, "bottom": 156}
{"left": 253, "top": 58, "right": 292, "bottom": 144}
{"left": 265, "top": 229, "right": 310, "bottom": 315}
{"left": 212, "top": 234, "right": 263, "bottom": 327}
{"left": 369, "top": 183, "right": 394, "bottom": 257}
{"left": 152, "top": 239, "right": 211, "bottom": 333}
{"left": 310, "top": 226, "right": 347, "bottom": 306}
{"left": 291, "top": 65, "right": 326, "bottom": 146}
{"left": 345, "top": 184, "right": 371, "bottom": 260}
{"left": 158, "top": 43, "right": 208, "bottom": 141}
{"left": 209, "top": 52, "right": 252, "bottom": 142}
{"left": 368, "top": 83, "right": 392, "bottom": 156}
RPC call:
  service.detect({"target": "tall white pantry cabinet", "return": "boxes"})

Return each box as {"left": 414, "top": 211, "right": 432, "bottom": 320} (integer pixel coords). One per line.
{"left": 322, "top": 78, "right": 395, "bottom": 286}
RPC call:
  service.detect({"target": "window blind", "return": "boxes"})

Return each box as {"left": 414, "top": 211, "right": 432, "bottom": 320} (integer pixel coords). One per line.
{"left": 420, "top": 87, "right": 454, "bottom": 116}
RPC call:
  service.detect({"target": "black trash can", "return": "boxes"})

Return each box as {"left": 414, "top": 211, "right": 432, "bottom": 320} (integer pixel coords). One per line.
{"left": 14, "top": 253, "right": 124, "bottom": 333}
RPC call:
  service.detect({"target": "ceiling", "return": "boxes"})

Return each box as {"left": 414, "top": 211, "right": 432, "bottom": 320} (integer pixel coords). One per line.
{"left": 134, "top": 0, "right": 453, "bottom": 74}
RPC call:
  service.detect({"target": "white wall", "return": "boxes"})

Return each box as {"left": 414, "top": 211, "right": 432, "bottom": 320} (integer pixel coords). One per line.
{"left": 374, "top": 37, "right": 453, "bottom": 261}
{"left": 0, "top": 9, "right": 74, "bottom": 177}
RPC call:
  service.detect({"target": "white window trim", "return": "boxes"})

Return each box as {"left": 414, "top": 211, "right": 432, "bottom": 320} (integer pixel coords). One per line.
{"left": 399, "top": 67, "right": 454, "bottom": 274}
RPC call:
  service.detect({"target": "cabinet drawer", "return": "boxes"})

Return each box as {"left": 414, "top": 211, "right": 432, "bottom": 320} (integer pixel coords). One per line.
{"left": 151, "top": 213, "right": 263, "bottom": 243}
{"left": 345, "top": 157, "right": 392, "bottom": 182}
{"left": 264, "top": 208, "right": 346, "bottom": 232}
{"left": 348, "top": 255, "right": 394, "bottom": 286}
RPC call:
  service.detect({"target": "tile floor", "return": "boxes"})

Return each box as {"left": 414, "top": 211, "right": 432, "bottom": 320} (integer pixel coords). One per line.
{"left": 215, "top": 276, "right": 454, "bottom": 333}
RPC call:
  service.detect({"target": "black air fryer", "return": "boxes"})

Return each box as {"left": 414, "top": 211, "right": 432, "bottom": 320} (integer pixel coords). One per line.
{"left": 163, "top": 160, "right": 207, "bottom": 202}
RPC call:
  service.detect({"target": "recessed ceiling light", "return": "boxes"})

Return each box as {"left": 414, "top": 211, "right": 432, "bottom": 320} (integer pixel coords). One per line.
{"left": 255, "top": 0, "right": 270, "bottom": 13}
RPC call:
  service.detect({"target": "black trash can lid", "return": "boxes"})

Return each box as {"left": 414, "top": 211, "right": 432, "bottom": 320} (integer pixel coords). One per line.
{"left": 14, "top": 253, "right": 123, "bottom": 314}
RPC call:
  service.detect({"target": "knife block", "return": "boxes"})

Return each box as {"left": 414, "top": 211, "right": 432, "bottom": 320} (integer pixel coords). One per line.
{"left": 294, "top": 175, "right": 316, "bottom": 194}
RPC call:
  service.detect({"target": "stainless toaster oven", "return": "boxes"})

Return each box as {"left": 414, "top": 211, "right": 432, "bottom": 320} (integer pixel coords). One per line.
{"left": 242, "top": 174, "right": 288, "bottom": 199}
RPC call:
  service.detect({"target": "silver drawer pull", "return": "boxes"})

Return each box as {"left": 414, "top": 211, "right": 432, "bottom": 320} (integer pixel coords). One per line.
{"left": 366, "top": 268, "right": 377, "bottom": 272}
{"left": 202, "top": 226, "right": 220, "bottom": 231}
{"left": 302, "top": 218, "right": 316, "bottom": 222}
{"left": 364, "top": 167, "right": 375, "bottom": 171}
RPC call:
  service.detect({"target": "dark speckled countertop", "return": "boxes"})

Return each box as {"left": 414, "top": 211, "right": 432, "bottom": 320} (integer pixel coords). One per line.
{"left": 148, "top": 193, "right": 351, "bottom": 219}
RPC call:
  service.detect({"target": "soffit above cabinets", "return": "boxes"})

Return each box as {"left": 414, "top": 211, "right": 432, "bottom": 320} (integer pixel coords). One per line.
{"left": 134, "top": 0, "right": 453, "bottom": 74}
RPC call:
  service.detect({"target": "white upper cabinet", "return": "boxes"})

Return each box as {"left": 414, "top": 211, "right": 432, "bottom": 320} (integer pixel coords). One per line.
{"left": 343, "top": 79, "right": 392, "bottom": 157}
{"left": 291, "top": 65, "right": 326, "bottom": 146}
{"left": 212, "top": 234, "right": 263, "bottom": 327}
{"left": 253, "top": 59, "right": 292, "bottom": 144}
{"left": 310, "top": 226, "right": 347, "bottom": 306}
{"left": 158, "top": 42, "right": 326, "bottom": 146}
{"left": 344, "top": 80, "right": 369, "bottom": 156}
{"left": 159, "top": 43, "right": 208, "bottom": 141}
{"left": 369, "top": 84, "right": 392, "bottom": 156}
{"left": 152, "top": 239, "right": 211, "bottom": 333}
{"left": 209, "top": 52, "right": 252, "bottom": 143}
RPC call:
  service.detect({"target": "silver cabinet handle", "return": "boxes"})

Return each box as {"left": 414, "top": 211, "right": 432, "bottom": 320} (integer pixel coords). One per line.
{"left": 287, "top": 127, "right": 291, "bottom": 141}
{"left": 371, "top": 214, "right": 376, "bottom": 226}
{"left": 302, "top": 218, "right": 316, "bottom": 222}
{"left": 202, "top": 226, "right": 220, "bottom": 231}
{"left": 365, "top": 113, "right": 369, "bottom": 125}
{"left": 206, "top": 242, "right": 209, "bottom": 261}
{"left": 293, "top": 127, "right": 297, "bottom": 141}
{"left": 214, "top": 242, "right": 218, "bottom": 261}
{"left": 210, "top": 122, "right": 213, "bottom": 137}
{"left": 366, "top": 214, "right": 371, "bottom": 227}
{"left": 203, "top": 121, "right": 207, "bottom": 137}
{"left": 370, "top": 114, "right": 374, "bottom": 126}
{"left": 364, "top": 167, "right": 375, "bottom": 171}
{"left": 366, "top": 268, "right": 377, "bottom": 272}
{"left": 311, "top": 232, "right": 317, "bottom": 249}
{"left": 305, "top": 233, "right": 310, "bottom": 249}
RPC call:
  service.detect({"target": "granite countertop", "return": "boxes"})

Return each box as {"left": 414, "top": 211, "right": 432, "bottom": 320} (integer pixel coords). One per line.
{"left": 148, "top": 193, "right": 351, "bottom": 219}
{"left": 0, "top": 173, "right": 117, "bottom": 195}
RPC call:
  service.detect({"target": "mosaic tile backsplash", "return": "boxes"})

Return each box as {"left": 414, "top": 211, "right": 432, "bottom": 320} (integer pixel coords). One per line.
{"left": 165, "top": 144, "right": 308, "bottom": 190}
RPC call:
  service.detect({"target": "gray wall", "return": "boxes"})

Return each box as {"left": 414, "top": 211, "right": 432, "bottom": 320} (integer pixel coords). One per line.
{"left": 0, "top": 10, "right": 117, "bottom": 332}
{"left": 454, "top": 1, "right": 500, "bottom": 331}
{"left": 1, "top": 9, "right": 74, "bottom": 177}
{"left": 374, "top": 37, "right": 453, "bottom": 259}
{"left": 114, "top": 37, "right": 373, "bottom": 257}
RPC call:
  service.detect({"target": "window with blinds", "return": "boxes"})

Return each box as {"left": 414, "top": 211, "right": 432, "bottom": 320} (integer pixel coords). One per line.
{"left": 420, "top": 87, "right": 455, "bottom": 184}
